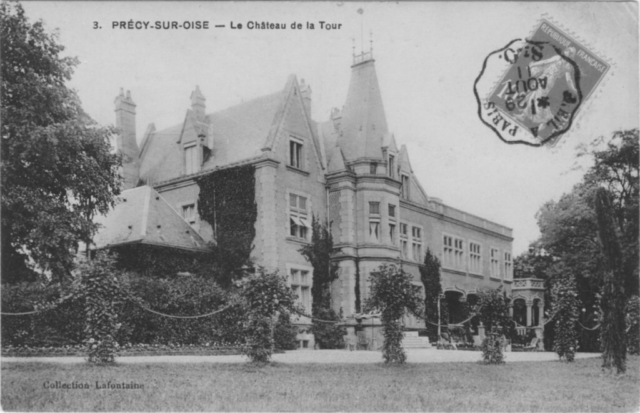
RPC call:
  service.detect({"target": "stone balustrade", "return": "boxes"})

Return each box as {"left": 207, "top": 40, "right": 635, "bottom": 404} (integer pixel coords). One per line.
{"left": 512, "top": 278, "right": 545, "bottom": 290}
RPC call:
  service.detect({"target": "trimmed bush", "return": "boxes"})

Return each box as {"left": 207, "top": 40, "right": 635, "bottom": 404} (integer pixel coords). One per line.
{"left": 274, "top": 312, "right": 299, "bottom": 351}
{"left": 481, "top": 333, "right": 505, "bottom": 364}
{"left": 310, "top": 307, "right": 346, "bottom": 349}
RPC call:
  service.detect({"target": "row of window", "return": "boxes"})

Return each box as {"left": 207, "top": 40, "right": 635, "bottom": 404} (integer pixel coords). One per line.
{"left": 443, "top": 234, "right": 512, "bottom": 280}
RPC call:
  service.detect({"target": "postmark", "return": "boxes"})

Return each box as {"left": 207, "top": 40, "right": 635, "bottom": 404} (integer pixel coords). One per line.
{"left": 475, "top": 19, "right": 610, "bottom": 146}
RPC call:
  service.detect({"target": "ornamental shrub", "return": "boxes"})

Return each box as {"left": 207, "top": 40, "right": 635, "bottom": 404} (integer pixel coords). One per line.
{"left": 481, "top": 333, "right": 505, "bottom": 364}
{"left": 240, "top": 269, "right": 297, "bottom": 363}
{"left": 273, "top": 312, "right": 299, "bottom": 350}
{"left": 77, "top": 252, "right": 123, "bottom": 364}
{"left": 310, "top": 307, "right": 346, "bottom": 349}
{"left": 116, "top": 272, "right": 240, "bottom": 346}
{"left": 1, "top": 281, "right": 84, "bottom": 347}
{"left": 476, "top": 287, "right": 512, "bottom": 336}
{"left": 551, "top": 273, "right": 580, "bottom": 362}
{"left": 364, "top": 264, "right": 424, "bottom": 364}
{"left": 420, "top": 248, "right": 443, "bottom": 342}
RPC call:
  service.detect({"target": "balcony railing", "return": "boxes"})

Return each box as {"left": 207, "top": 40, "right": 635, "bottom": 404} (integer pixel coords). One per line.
{"left": 512, "top": 278, "right": 545, "bottom": 290}
{"left": 353, "top": 51, "right": 373, "bottom": 65}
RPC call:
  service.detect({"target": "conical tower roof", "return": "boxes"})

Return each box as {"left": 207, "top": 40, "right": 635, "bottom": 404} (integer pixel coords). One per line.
{"left": 336, "top": 52, "right": 389, "bottom": 162}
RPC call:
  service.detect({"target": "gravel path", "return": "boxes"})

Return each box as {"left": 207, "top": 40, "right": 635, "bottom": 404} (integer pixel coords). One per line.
{"left": 2, "top": 349, "right": 600, "bottom": 364}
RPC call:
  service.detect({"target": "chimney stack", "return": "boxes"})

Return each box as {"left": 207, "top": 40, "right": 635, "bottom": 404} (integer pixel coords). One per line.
{"left": 299, "top": 79, "right": 312, "bottom": 117}
{"left": 190, "top": 85, "right": 206, "bottom": 120}
{"left": 115, "top": 89, "right": 140, "bottom": 190}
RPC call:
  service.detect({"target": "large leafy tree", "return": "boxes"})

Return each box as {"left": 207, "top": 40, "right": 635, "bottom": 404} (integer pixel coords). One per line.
{"left": 1, "top": 3, "right": 121, "bottom": 283}
{"left": 534, "top": 129, "right": 638, "bottom": 352}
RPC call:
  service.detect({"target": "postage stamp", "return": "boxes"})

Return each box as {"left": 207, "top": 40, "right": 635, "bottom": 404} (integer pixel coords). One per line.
{"left": 475, "top": 19, "right": 610, "bottom": 146}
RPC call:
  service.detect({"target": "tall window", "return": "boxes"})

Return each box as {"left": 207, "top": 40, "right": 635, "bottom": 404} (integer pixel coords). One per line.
{"left": 369, "top": 201, "right": 380, "bottom": 242}
{"left": 289, "top": 139, "right": 303, "bottom": 169}
{"left": 184, "top": 145, "right": 198, "bottom": 175}
{"left": 504, "top": 252, "right": 513, "bottom": 280}
{"left": 401, "top": 174, "right": 410, "bottom": 199}
{"left": 289, "top": 193, "right": 309, "bottom": 240}
{"left": 469, "top": 242, "right": 482, "bottom": 274}
{"left": 400, "top": 223, "right": 408, "bottom": 258}
{"left": 388, "top": 155, "right": 395, "bottom": 178}
{"left": 389, "top": 224, "right": 396, "bottom": 245}
{"left": 370, "top": 162, "right": 378, "bottom": 175}
{"left": 369, "top": 221, "right": 380, "bottom": 241}
{"left": 454, "top": 238, "right": 465, "bottom": 268}
{"left": 490, "top": 248, "right": 500, "bottom": 278}
{"left": 290, "top": 268, "right": 311, "bottom": 313}
{"left": 443, "top": 235, "right": 464, "bottom": 270}
{"left": 412, "top": 226, "right": 422, "bottom": 262}
{"left": 388, "top": 204, "right": 396, "bottom": 218}
{"left": 182, "top": 204, "right": 196, "bottom": 226}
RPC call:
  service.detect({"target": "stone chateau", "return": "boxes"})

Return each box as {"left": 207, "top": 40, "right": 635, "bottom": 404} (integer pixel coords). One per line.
{"left": 96, "top": 50, "right": 545, "bottom": 349}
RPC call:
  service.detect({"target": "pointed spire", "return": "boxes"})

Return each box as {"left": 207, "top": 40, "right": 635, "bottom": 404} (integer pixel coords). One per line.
{"left": 336, "top": 53, "right": 388, "bottom": 161}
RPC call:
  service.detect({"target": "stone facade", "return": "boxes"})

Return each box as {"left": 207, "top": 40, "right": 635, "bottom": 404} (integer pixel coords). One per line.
{"left": 112, "top": 51, "right": 528, "bottom": 349}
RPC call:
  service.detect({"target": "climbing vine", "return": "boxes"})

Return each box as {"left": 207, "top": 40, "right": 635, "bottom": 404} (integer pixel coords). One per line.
{"left": 76, "top": 252, "right": 125, "bottom": 364}
{"left": 196, "top": 165, "right": 257, "bottom": 287}
{"left": 299, "top": 215, "right": 338, "bottom": 310}
{"left": 298, "top": 216, "right": 344, "bottom": 348}
{"left": 364, "top": 264, "right": 424, "bottom": 364}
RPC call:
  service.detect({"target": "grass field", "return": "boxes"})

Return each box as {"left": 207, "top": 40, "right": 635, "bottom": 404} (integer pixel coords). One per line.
{"left": 2, "top": 356, "right": 638, "bottom": 412}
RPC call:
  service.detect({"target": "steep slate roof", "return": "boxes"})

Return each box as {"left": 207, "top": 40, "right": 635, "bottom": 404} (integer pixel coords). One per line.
{"left": 93, "top": 186, "right": 208, "bottom": 252}
{"left": 336, "top": 57, "right": 389, "bottom": 161}
{"left": 138, "top": 90, "right": 283, "bottom": 184}
{"left": 327, "top": 146, "right": 347, "bottom": 172}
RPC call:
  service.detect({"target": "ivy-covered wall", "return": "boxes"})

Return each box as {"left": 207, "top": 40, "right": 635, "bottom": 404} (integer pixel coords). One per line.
{"left": 196, "top": 165, "right": 257, "bottom": 286}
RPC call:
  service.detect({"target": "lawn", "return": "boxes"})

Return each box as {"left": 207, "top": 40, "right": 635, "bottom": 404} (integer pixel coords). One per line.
{"left": 2, "top": 356, "right": 638, "bottom": 412}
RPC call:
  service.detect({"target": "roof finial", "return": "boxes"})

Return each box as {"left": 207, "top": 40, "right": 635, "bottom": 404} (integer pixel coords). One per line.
{"left": 369, "top": 30, "right": 373, "bottom": 53}
{"left": 352, "top": 37, "right": 355, "bottom": 58}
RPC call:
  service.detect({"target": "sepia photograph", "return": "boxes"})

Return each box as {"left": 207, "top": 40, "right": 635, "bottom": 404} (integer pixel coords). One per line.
{"left": 1, "top": 1, "right": 638, "bottom": 411}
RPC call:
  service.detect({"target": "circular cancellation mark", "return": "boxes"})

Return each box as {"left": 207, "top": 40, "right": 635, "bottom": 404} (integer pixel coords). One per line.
{"left": 475, "top": 38, "right": 583, "bottom": 147}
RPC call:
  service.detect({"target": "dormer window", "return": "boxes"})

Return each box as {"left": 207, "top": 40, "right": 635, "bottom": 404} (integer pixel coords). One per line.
{"left": 184, "top": 144, "right": 198, "bottom": 175}
{"left": 289, "top": 138, "right": 303, "bottom": 169}
{"left": 182, "top": 204, "right": 196, "bottom": 226}
{"left": 370, "top": 162, "right": 378, "bottom": 175}
{"left": 388, "top": 155, "right": 395, "bottom": 178}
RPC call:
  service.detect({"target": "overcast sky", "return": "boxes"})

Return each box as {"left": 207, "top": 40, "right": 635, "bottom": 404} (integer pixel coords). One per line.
{"left": 21, "top": 1, "right": 639, "bottom": 255}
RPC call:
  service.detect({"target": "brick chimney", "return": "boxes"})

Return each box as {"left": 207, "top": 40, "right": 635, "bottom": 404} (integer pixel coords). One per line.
{"left": 190, "top": 85, "right": 206, "bottom": 120}
{"left": 115, "top": 88, "right": 139, "bottom": 190}
{"left": 300, "top": 79, "right": 311, "bottom": 117}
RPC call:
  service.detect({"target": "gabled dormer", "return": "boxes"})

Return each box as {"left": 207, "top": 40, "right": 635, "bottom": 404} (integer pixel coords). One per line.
{"left": 178, "top": 86, "right": 211, "bottom": 176}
